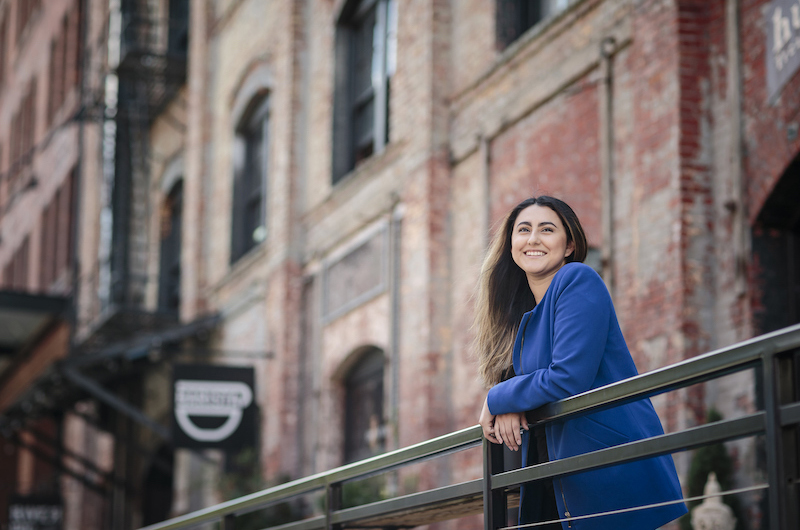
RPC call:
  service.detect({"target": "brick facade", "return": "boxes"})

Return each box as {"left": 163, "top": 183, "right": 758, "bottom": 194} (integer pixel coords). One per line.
{"left": 2, "top": 0, "right": 799, "bottom": 528}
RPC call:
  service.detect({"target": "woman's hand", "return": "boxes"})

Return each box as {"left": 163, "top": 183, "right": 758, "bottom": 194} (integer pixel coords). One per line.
{"left": 493, "top": 412, "right": 528, "bottom": 451}
{"left": 479, "top": 397, "right": 498, "bottom": 444}
{"left": 480, "top": 397, "right": 529, "bottom": 450}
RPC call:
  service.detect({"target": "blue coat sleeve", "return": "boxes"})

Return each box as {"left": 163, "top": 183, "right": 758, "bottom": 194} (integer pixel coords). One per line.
{"left": 487, "top": 268, "right": 612, "bottom": 415}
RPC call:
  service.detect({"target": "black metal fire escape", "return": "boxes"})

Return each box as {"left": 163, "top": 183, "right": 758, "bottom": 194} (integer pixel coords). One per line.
{"left": 111, "top": 0, "right": 188, "bottom": 312}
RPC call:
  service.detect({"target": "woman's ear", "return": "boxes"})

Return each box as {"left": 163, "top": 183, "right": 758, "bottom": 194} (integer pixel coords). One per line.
{"left": 565, "top": 242, "right": 575, "bottom": 258}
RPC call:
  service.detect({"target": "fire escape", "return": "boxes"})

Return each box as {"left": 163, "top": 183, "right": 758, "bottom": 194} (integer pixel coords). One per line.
{"left": 62, "top": 2, "right": 216, "bottom": 527}
{"left": 107, "top": 0, "right": 187, "bottom": 318}
{"left": 77, "top": 0, "right": 216, "bottom": 354}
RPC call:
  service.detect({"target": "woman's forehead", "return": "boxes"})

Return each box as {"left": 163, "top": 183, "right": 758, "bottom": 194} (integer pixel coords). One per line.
{"left": 515, "top": 204, "right": 561, "bottom": 225}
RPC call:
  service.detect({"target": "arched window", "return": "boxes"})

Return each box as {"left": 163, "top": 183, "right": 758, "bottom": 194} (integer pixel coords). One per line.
{"left": 230, "top": 92, "right": 269, "bottom": 264}
{"left": 158, "top": 181, "right": 182, "bottom": 313}
{"left": 343, "top": 347, "right": 386, "bottom": 463}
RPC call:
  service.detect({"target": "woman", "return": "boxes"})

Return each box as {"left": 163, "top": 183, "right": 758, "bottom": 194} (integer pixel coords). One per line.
{"left": 476, "top": 197, "right": 686, "bottom": 529}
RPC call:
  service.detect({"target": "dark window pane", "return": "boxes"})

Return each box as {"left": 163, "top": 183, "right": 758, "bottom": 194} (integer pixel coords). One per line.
{"left": 496, "top": 0, "right": 569, "bottom": 50}
{"left": 231, "top": 95, "right": 268, "bottom": 263}
{"left": 344, "top": 349, "right": 386, "bottom": 463}
{"left": 159, "top": 181, "right": 182, "bottom": 313}
{"left": 352, "top": 7, "right": 376, "bottom": 97}
{"left": 353, "top": 98, "right": 375, "bottom": 154}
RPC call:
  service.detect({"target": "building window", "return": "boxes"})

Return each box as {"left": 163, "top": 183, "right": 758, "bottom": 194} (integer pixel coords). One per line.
{"left": 332, "top": 0, "right": 397, "bottom": 183}
{"left": 230, "top": 93, "right": 269, "bottom": 264}
{"left": 167, "top": 0, "right": 189, "bottom": 57}
{"left": 39, "top": 169, "right": 75, "bottom": 290}
{"left": 15, "top": 0, "right": 41, "bottom": 44}
{"left": 496, "top": 0, "right": 569, "bottom": 50}
{"left": 159, "top": 181, "right": 182, "bottom": 313}
{"left": 3, "top": 236, "right": 30, "bottom": 291}
{"left": 0, "top": 7, "right": 8, "bottom": 87}
{"left": 48, "top": 6, "right": 81, "bottom": 125}
{"left": 343, "top": 348, "right": 386, "bottom": 463}
{"left": 9, "top": 78, "right": 37, "bottom": 195}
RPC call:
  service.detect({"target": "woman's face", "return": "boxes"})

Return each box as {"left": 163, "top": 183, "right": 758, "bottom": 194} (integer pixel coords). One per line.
{"left": 510, "top": 204, "right": 574, "bottom": 283}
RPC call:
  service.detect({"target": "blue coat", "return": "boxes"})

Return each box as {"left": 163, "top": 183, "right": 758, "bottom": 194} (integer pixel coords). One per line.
{"left": 487, "top": 263, "right": 686, "bottom": 529}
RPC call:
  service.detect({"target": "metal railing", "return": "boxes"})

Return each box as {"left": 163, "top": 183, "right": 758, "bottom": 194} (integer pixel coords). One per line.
{"left": 139, "top": 324, "right": 800, "bottom": 530}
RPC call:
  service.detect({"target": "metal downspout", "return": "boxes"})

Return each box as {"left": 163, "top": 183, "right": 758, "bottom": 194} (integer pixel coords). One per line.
{"left": 726, "top": 0, "right": 748, "bottom": 302}
{"left": 599, "top": 37, "right": 617, "bottom": 293}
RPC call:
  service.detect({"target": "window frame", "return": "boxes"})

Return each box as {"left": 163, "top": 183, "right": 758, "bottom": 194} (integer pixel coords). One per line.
{"left": 158, "top": 180, "right": 183, "bottom": 314}
{"left": 495, "top": 0, "right": 571, "bottom": 50}
{"left": 230, "top": 92, "right": 270, "bottom": 265}
{"left": 343, "top": 348, "right": 387, "bottom": 463}
{"left": 332, "top": 0, "right": 397, "bottom": 183}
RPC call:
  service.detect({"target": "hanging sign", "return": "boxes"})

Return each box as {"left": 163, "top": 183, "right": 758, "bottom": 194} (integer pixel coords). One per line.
{"left": 171, "top": 364, "right": 256, "bottom": 450}
{"left": 766, "top": 0, "right": 800, "bottom": 99}
{"left": 8, "top": 496, "right": 63, "bottom": 530}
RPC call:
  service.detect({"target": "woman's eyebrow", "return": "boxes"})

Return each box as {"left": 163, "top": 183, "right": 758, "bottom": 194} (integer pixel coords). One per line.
{"left": 538, "top": 221, "right": 557, "bottom": 227}
{"left": 516, "top": 221, "right": 533, "bottom": 227}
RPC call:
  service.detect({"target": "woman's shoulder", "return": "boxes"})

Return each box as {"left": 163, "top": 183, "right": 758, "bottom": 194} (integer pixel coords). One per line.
{"left": 555, "top": 262, "right": 604, "bottom": 283}
{"left": 553, "top": 263, "right": 609, "bottom": 297}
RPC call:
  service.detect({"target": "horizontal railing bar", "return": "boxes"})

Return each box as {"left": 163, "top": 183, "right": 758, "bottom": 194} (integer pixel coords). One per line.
{"left": 493, "top": 413, "right": 765, "bottom": 490}
{"left": 138, "top": 426, "right": 483, "bottom": 530}
{"left": 782, "top": 402, "right": 800, "bottom": 426}
{"left": 331, "top": 479, "right": 483, "bottom": 524}
{"left": 262, "top": 515, "right": 326, "bottom": 530}
{"left": 324, "top": 425, "right": 482, "bottom": 484}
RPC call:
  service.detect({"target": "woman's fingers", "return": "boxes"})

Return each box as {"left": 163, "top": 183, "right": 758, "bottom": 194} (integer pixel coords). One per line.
{"left": 496, "top": 413, "right": 522, "bottom": 451}
{"left": 479, "top": 397, "right": 501, "bottom": 444}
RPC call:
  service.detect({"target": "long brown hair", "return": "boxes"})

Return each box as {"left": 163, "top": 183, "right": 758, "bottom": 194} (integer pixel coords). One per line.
{"left": 473, "top": 196, "right": 587, "bottom": 387}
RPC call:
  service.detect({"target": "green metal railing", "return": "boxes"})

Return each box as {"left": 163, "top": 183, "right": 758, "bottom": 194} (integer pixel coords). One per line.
{"left": 140, "top": 324, "right": 800, "bottom": 530}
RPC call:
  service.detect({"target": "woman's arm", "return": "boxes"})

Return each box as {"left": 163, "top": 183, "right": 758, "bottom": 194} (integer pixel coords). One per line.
{"left": 487, "top": 267, "right": 612, "bottom": 415}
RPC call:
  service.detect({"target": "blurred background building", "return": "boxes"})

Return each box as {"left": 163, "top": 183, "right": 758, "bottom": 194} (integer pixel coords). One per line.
{"left": 0, "top": 0, "right": 798, "bottom": 529}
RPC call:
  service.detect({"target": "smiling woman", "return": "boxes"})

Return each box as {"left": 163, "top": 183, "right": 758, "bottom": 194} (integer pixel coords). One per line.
{"left": 474, "top": 197, "right": 686, "bottom": 530}
{"left": 510, "top": 203, "right": 576, "bottom": 302}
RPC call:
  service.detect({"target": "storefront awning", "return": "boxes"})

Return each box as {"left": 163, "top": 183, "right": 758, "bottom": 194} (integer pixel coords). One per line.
{"left": 0, "top": 291, "right": 68, "bottom": 356}
{"left": 0, "top": 291, "right": 70, "bottom": 414}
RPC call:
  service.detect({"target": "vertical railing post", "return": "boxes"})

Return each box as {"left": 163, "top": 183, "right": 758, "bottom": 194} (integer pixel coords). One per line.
{"left": 483, "top": 437, "right": 506, "bottom": 530}
{"left": 762, "top": 349, "right": 788, "bottom": 530}
{"left": 779, "top": 350, "right": 799, "bottom": 529}
{"left": 223, "top": 514, "right": 235, "bottom": 530}
{"left": 326, "top": 481, "right": 342, "bottom": 530}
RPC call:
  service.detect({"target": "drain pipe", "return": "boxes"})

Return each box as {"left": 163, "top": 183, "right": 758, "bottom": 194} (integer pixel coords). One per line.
{"left": 480, "top": 134, "right": 491, "bottom": 247}
{"left": 599, "top": 37, "right": 617, "bottom": 293}
{"left": 389, "top": 198, "right": 403, "bottom": 452}
{"left": 726, "top": 0, "right": 747, "bottom": 300}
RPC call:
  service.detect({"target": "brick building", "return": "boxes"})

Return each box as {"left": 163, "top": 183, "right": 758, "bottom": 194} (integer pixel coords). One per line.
{"left": 1, "top": 0, "right": 799, "bottom": 529}
{"left": 0, "top": 0, "right": 99, "bottom": 528}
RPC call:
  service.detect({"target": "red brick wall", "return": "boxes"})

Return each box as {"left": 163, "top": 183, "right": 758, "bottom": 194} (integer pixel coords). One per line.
{"left": 489, "top": 76, "right": 602, "bottom": 244}
{"left": 613, "top": 0, "right": 682, "bottom": 369}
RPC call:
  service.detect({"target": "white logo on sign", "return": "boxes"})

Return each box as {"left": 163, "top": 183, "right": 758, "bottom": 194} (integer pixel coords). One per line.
{"left": 174, "top": 380, "right": 253, "bottom": 442}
